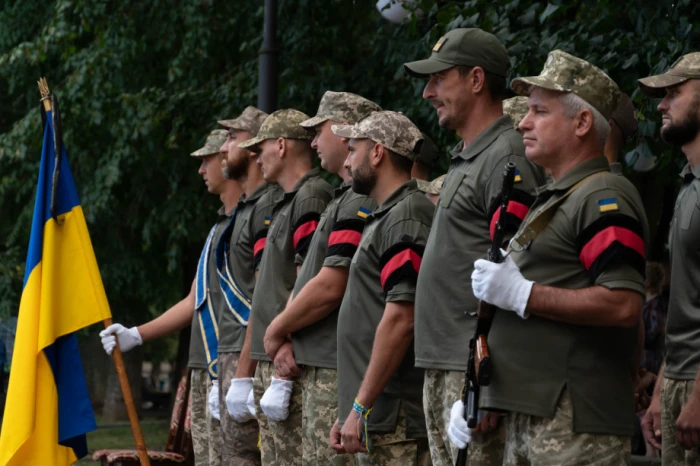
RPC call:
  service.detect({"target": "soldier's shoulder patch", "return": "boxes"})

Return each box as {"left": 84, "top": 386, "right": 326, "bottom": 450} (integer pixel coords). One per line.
{"left": 264, "top": 216, "right": 271, "bottom": 226}
{"left": 357, "top": 207, "right": 371, "bottom": 219}
{"left": 433, "top": 36, "right": 447, "bottom": 52}
{"left": 598, "top": 198, "right": 619, "bottom": 213}
{"left": 514, "top": 169, "right": 522, "bottom": 183}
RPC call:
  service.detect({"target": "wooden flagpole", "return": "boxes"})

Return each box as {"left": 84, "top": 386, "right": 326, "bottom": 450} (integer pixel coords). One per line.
{"left": 37, "top": 78, "right": 151, "bottom": 466}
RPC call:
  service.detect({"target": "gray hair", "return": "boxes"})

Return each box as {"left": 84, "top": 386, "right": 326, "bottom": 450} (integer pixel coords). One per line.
{"left": 557, "top": 92, "right": 610, "bottom": 148}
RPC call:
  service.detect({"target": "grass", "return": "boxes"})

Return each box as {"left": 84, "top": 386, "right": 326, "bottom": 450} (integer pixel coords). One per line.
{"left": 77, "top": 416, "right": 171, "bottom": 465}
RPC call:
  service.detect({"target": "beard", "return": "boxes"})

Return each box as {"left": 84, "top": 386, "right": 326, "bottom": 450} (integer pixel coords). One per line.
{"left": 661, "top": 96, "right": 700, "bottom": 146}
{"left": 222, "top": 149, "right": 249, "bottom": 180}
{"left": 349, "top": 155, "right": 376, "bottom": 196}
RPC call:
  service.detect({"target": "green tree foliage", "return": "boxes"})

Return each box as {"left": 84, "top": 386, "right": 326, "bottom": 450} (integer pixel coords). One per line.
{"left": 0, "top": 0, "right": 698, "bottom": 326}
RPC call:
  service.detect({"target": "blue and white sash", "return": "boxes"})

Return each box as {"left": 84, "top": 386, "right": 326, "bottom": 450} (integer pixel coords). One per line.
{"left": 195, "top": 226, "right": 220, "bottom": 379}
{"left": 215, "top": 209, "right": 253, "bottom": 328}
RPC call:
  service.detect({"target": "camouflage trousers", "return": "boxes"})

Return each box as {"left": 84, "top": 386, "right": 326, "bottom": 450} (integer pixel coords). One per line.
{"left": 423, "top": 369, "right": 504, "bottom": 466}
{"left": 355, "top": 402, "right": 431, "bottom": 466}
{"left": 218, "top": 351, "right": 261, "bottom": 466}
{"left": 191, "top": 368, "right": 222, "bottom": 466}
{"left": 661, "top": 377, "right": 700, "bottom": 466}
{"left": 504, "top": 389, "right": 630, "bottom": 465}
{"left": 300, "top": 365, "right": 355, "bottom": 466}
{"left": 254, "top": 360, "right": 303, "bottom": 465}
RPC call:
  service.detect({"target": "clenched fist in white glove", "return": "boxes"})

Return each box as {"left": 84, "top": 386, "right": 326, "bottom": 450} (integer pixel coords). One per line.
{"left": 471, "top": 255, "right": 533, "bottom": 318}
{"left": 226, "top": 378, "right": 255, "bottom": 422}
{"left": 260, "top": 377, "right": 293, "bottom": 422}
{"left": 448, "top": 400, "right": 472, "bottom": 449}
{"left": 99, "top": 324, "right": 143, "bottom": 355}
{"left": 247, "top": 387, "right": 256, "bottom": 418}
{"left": 208, "top": 380, "right": 220, "bottom": 421}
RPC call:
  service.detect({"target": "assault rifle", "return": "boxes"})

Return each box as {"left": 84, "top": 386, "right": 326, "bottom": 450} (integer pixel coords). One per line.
{"left": 455, "top": 162, "right": 516, "bottom": 466}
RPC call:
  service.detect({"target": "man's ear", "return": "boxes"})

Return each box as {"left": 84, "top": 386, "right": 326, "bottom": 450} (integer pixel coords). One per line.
{"left": 371, "top": 142, "right": 385, "bottom": 168}
{"left": 277, "top": 137, "right": 286, "bottom": 159}
{"left": 471, "top": 66, "right": 487, "bottom": 95}
{"left": 574, "top": 108, "right": 595, "bottom": 138}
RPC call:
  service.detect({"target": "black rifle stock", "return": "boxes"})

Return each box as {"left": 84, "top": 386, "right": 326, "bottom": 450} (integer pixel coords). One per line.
{"left": 455, "top": 162, "right": 516, "bottom": 466}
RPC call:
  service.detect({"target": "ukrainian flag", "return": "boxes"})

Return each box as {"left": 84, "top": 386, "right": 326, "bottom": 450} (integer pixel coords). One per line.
{"left": 0, "top": 109, "right": 112, "bottom": 465}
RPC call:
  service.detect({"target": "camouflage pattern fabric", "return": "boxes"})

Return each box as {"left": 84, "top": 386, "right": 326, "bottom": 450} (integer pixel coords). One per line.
{"left": 191, "top": 368, "right": 223, "bottom": 466}
{"left": 218, "top": 351, "right": 261, "bottom": 466}
{"left": 238, "top": 109, "right": 314, "bottom": 149}
{"left": 660, "top": 377, "right": 700, "bottom": 466}
{"left": 511, "top": 49, "right": 621, "bottom": 120}
{"left": 300, "top": 91, "right": 382, "bottom": 128}
{"left": 355, "top": 404, "right": 431, "bottom": 466}
{"left": 253, "top": 360, "right": 303, "bottom": 466}
{"left": 300, "top": 365, "right": 356, "bottom": 466}
{"left": 423, "top": 369, "right": 504, "bottom": 466}
{"left": 191, "top": 129, "right": 228, "bottom": 158}
{"left": 639, "top": 52, "right": 700, "bottom": 98}
{"left": 218, "top": 106, "right": 269, "bottom": 136}
{"left": 503, "top": 96, "right": 529, "bottom": 129}
{"left": 331, "top": 111, "right": 423, "bottom": 160}
{"left": 503, "top": 389, "right": 630, "bottom": 465}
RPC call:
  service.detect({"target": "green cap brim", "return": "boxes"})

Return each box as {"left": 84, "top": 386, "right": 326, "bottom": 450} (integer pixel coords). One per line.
{"left": 300, "top": 115, "right": 327, "bottom": 129}
{"left": 404, "top": 57, "right": 456, "bottom": 78}
{"left": 237, "top": 135, "right": 266, "bottom": 149}
{"left": 638, "top": 73, "right": 689, "bottom": 98}
{"left": 331, "top": 124, "right": 365, "bottom": 139}
{"left": 190, "top": 148, "right": 219, "bottom": 158}
{"left": 511, "top": 76, "right": 567, "bottom": 96}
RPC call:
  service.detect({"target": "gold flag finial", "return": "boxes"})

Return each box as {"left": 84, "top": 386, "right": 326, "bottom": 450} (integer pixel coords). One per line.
{"left": 38, "top": 77, "right": 52, "bottom": 111}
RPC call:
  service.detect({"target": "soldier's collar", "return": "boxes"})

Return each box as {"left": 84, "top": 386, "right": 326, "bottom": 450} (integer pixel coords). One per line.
{"left": 544, "top": 156, "right": 610, "bottom": 192}
{"left": 334, "top": 181, "right": 352, "bottom": 198}
{"left": 217, "top": 204, "right": 234, "bottom": 220}
{"left": 279, "top": 167, "right": 322, "bottom": 201}
{"left": 372, "top": 179, "right": 418, "bottom": 217}
{"left": 680, "top": 162, "right": 700, "bottom": 180}
{"left": 450, "top": 116, "right": 513, "bottom": 161}
{"left": 238, "top": 182, "right": 272, "bottom": 206}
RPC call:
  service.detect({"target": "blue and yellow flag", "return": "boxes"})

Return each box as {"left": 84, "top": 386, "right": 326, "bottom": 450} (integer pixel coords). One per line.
{"left": 0, "top": 109, "right": 112, "bottom": 465}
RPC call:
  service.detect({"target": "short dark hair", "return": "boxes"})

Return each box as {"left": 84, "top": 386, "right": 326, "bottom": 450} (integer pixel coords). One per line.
{"left": 387, "top": 149, "right": 413, "bottom": 174}
{"left": 456, "top": 65, "right": 506, "bottom": 102}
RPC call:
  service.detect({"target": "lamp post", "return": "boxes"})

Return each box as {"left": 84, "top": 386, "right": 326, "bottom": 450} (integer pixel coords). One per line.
{"left": 258, "top": 0, "right": 278, "bottom": 113}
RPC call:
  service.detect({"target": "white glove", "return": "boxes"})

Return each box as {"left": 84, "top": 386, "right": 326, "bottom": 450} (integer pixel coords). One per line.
{"left": 448, "top": 400, "right": 472, "bottom": 449}
{"left": 471, "top": 255, "right": 533, "bottom": 318}
{"left": 99, "top": 324, "right": 143, "bottom": 355}
{"left": 247, "top": 387, "right": 256, "bottom": 418}
{"left": 226, "top": 378, "right": 255, "bottom": 422}
{"left": 260, "top": 377, "right": 293, "bottom": 421}
{"left": 208, "top": 380, "right": 220, "bottom": 421}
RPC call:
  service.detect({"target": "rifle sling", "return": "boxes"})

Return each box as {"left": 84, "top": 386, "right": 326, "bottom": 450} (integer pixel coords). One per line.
{"left": 508, "top": 171, "right": 607, "bottom": 252}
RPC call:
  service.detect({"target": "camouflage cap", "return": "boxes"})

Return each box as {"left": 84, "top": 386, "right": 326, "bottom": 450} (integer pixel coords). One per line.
{"left": 503, "top": 96, "right": 529, "bottom": 128}
{"left": 218, "top": 106, "right": 268, "bottom": 136}
{"left": 300, "top": 91, "right": 382, "bottom": 128}
{"left": 190, "top": 129, "right": 228, "bottom": 157}
{"left": 415, "top": 132, "right": 440, "bottom": 169}
{"left": 611, "top": 93, "right": 637, "bottom": 141}
{"left": 638, "top": 52, "right": 700, "bottom": 98}
{"left": 238, "top": 109, "right": 314, "bottom": 149}
{"left": 416, "top": 174, "right": 446, "bottom": 195}
{"left": 511, "top": 50, "right": 620, "bottom": 120}
{"left": 404, "top": 28, "right": 510, "bottom": 78}
{"left": 331, "top": 111, "right": 423, "bottom": 160}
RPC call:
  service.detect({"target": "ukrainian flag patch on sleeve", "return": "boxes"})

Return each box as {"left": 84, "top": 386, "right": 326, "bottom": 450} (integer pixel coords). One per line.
{"left": 357, "top": 207, "right": 371, "bottom": 219}
{"left": 514, "top": 169, "right": 522, "bottom": 183}
{"left": 264, "top": 216, "right": 271, "bottom": 226}
{"left": 598, "top": 198, "right": 619, "bottom": 213}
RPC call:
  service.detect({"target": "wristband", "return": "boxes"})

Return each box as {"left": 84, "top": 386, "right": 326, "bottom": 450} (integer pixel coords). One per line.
{"left": 353, "top": 398, "right": 373, "bottom": 452}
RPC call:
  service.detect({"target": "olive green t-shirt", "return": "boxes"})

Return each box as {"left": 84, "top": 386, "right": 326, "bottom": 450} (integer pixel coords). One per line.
{"left": 249, "top": 168, "right": 333, "bottom": 362}
{"left": 189, "top": 206, "right": 233, "bottom": 370}
{"left": 337, "top": 180, "right": 434, "bottom": 438}
{"left": 481, "top": 157, "right": 649, "bottom": 436}
{"left": 291, "top": 183, "right": 376, "bottom": 369}
{"left": 218, "top": 183, "right": 280, "bottom": 354}
{"left": 665, "top": 163, "right": 700, "bottom": 380}
{"left": 414, "top": 116, "right": 545, "bottom": 372}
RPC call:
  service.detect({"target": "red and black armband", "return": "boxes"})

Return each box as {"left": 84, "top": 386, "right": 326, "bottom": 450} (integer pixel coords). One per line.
{"left": 326, "top": 218, "right": 365, "bottom": 260}
{"left": 576, "top": 214, "right": 645, "bottom": 279}
{"left": 293, "top": 212, "right": 321, "bottom": 257}
{"left": 378, "top": 238, "right": 424, "bottom": 296}
{"left": 487, "top": 188, "right": 535, "bottom": 242}
{"left": 253, "top": 228, "right": 268, "bottom": 269}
